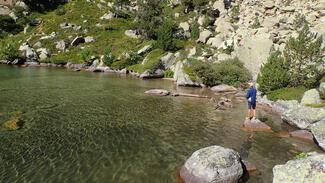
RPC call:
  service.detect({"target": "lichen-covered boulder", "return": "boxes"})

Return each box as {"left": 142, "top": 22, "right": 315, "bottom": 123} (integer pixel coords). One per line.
{"left": 272, "top": 100, "right": 299, "bottom": 114}
{"left": 282, "top": 106, "right": 325, "bottom": 129}
{"left": 319, "top": 82, "right": 325, "bottom": 95}
{"left": 180, "top": 146, "right": 243, "bottom": 183}
{"left": 301, "top": 89, "right": 321, "bottom": 105}
{"left": 311, "top": 119, "right": 325, "bottom": 151}
{"left": 273, "top": 153, "right": 325, "bottom": 183}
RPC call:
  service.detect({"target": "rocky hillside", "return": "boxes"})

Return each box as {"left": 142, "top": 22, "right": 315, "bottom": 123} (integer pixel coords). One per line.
{"left": 0, "top": 0, "right": 324, "bottom": 85}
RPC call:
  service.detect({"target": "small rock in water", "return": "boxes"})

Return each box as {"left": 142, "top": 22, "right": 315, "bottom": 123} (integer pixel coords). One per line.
{"left": 214, "top": 97, "right": 233, "bottom": 110}
{"left": 243, "top": 118, "right": 272, "bottom": 132}
{"left": 145, "top": 89, "right": 170, "bottom": 96}
{"left": 289, "top": 130, "right": 314, "bottom": 141}
{"left": 242, "top": 161, "right": 257, "bottom": 172}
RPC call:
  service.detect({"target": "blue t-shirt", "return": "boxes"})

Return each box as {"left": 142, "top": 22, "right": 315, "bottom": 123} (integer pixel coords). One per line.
{"left": 246, "top": 87, "right": 257, "bottom": 104}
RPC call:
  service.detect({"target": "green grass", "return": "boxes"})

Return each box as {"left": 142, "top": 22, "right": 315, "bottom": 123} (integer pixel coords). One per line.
{"left": 183, "top": 63, "right": 197, "bottom": 82}
{"left": 268, "top": 87, "right": 307, "bottom": 102}
{"left": 128, "top": 49, "right": 165, "bottom": 74}
{"left": 306, "top": 102, "right": 325, "bottom": 108}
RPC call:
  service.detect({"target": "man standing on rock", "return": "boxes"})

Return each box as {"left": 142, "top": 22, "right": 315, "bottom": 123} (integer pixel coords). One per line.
{"left": 246, "top": 81, "right": 257, "bottom": 120}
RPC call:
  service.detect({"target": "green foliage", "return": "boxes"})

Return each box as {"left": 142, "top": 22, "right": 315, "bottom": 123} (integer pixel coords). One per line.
{"left": 24, "top": 0, "right": 66, "bottom": 12}
{"left": 111, "top": 52, "right": 142, "bottom": 70}
{"left": 190, "top": 21, "right": 200, "bottom": 40}
{"left": 268, "top": 87, "right": 306, "bottom": 102}
{"left": 157, "top": 20, "right": 175, "bottom": 51}
{"left": 306, "top": 103, "right": 325, "bottom": 108}
{"left": 250, "top": 16, "right": 261, "bottom": 29}
{"left": 257, "top": 50, "right": 290, "bottom": 94}
{"left": 0, "top": 44, "right": 19, "bottom": 61}
{"left": 220, "top": 41, "right": 234, "bottom": 55}
{"left": 190, "top": 58, "right": 251, "bottom": 87}
{"left": 55, "top": 5, "right": 67, "bottom": 16}
{"left": 284, "top": 25, "right": 325, "bottom": 88}
{"left": 164, "top": 69, "right": 174, "bottom": 78}
{"left": 79, "top": 49, "right": 93, "bottom": 65}
{"left": 136, "top": 0, "right": 163, "bottom": 39}
{"left": 294, "top": 14, "right": 308, "bottom": 30}
{"left": 128, "top": 49, "right": 164, "bottom": 73}
{"left": 182, "top": 0, "right": 208, "bottom": 10}
{"left": 294, "top": 152, "right": 309, "bottom": 160}
{"left": 103, "top": 47, "right": 116, "bottom": 67}
{"left": 0, "top": 16, "right": 23, "bottom": 37}
{"left": 230, "top": 5, "right": 240, "bottom": 23}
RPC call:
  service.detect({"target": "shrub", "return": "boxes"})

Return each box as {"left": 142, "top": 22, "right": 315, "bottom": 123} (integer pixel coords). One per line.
{"left": 103, "top": 47, "right": 116, "bottom": 67}
{"left": 0, "top": 15, "right": 23, "bottom": 36}
{"left": 79, "top": 49, "right": 92, "bottom": 65}
{"left": 111, "top": 52, "right": 142, "bottom": 70}
{"left": 164, "top": 69, "right": 174, "bottom": 78}
{"left": 268, "top": 87, "right": 306, "bottom": 102}
{"left": 128, "top": 49, "right": 164, "bottom": 73}
{"left": 190, "top": 21, "right": 200, "bottom": 40}
{"left": 190, "top": 58, "right": 251, "bottom": 87}
{"left": 284, "top": 25, "right": 325, "bottom": 88}
{"left": 55, "top": 5, "right": 66, "bottom": 16}
{"left": 257, "top": 50, "right": 290, "bottom": 94}
{"left": 0, "top": 44, "right": 19, "bottom": 61}
{"left": 157, "top": 20, "right": 175, "bottom": 51}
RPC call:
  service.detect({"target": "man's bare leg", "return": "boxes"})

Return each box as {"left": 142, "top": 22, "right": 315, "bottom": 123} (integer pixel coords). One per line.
{"left": 252, "top": 109, "right": 256, "bottom": 120}
{"left": 246, "top": 110, "right": 251, "bottom": 120}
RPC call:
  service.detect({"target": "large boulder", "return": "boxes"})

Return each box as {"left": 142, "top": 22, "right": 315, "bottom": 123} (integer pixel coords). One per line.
{"left": 56, "top": 40, "right": 67, "bottom": 50}
{"left": 173, "top": 61, "right": 200, "bottom": 87}
{"left": 234, "top": 32, "right": 273, "bottom": 78}
{"left": 36, "top": 48, "right": 51, "bottom": 61}
{"left": 301, "top": 89, "right": 321, "bottom": 105}
{"left": 273, "top": 153, "right": 325, "bottom": 183}
{"left": 311, "top": 119, "right": 325, "bottom": 151}
{"left": 161, "top": 52, "right": 177, "bottom": 69}
{"left": 207, "top": 36, "right": 223, "bottom": 48}
{"left": 179, "top": 22, "right": 190, "bottom": 32}
{"left": 198, "top": 30, "right": 212, "bottom": 43}
{"left": 272, "top": 100, "right": 299, "bottom": 114}
{"left": 139, "top": 69, "right": 164, "bottom": 79}
{"left": 320, "top": 82, "right": 325, "bottom": 95}
{"left": 71, "top": 37, "right": 85, "bottom": 46}
{"left": 19, "top": 43, "right": 38, "bottom": 62}
{"left": 180, "top": 146, "right": 244, "bottom": 183}
{"left": 282, "top": 106, "right": 325, "bottom": 129}
{"left": 243, "top": 119, "right": 272, "bottom": 132}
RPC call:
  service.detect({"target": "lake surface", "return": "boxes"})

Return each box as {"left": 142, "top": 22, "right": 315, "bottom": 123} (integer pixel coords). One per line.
{"left": 0, "top": 65, "right": 319, "bottom": 183}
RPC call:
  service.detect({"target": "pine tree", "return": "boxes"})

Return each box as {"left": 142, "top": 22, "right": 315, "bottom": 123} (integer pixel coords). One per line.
{"left": 284, "top": 25, "right": 325, "bottom": 88}
{"left": 257, "top": 50, "right": 290, "bottom": 94}
{"left": 157, "top": 20, "right": 175, "bottom": 51}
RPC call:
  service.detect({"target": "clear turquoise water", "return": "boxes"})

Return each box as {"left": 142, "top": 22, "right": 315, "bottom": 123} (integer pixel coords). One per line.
{"left": 0, "top": 65, "right": 319, "bottom": 183}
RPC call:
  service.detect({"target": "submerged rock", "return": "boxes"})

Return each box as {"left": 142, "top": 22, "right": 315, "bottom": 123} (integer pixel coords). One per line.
{"left": 289, "top": 130, "right": 314, "bottom": 141}
{"left": 282, "top": 106, "right": 325, "bottom": 129}
{"left": 180, "top": 146, "right": 243, "bottom": 183}
{"left": 273, "top": 153, "right": 325, "bottom": 183}
{"left": 145, "top": 89, "right": 170, "bottom": 96}
{"left": 311, "top": 119, "right": 325, "bottom": 151}
{"left": 2, "top": 116, "right": 24, "bottom": 131}
{"left": 214, "top": 97, "right": 233, "bottom": 110}
{"left": 243, "top": 119, "right": 272, "bottom": 132}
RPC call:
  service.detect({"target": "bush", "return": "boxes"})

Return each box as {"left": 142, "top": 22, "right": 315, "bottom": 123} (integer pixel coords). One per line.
{"left": 0, "top": 15, "right": 23, "bottom": 37}
{"left": 79, "top": 49, "right": 92, "bottom": 65}
{"left": 257, "top": 50, "right": 290, "bottom": 94}
{"left": 55, "top": 5, "right": 66, "bottom": 16}
{"left": 284, "top": 25, "right": 325, "bottom": 88}
{"left": 268, "top": 87, "right": 306, "bottom": 102}
{"left": 157, "top": 20, "right": 175, "bottom": 51}
{"left": 164, "top": 69, "right": 174, "bottom": 78}
{"left": 0, "top": 44, "right": 19, "bottom": 61}
{"left": 190, "top": 58, "right": 251, "bottom": 87}
{"left": 103, "top": 47, "right": 116, "bottom": 67}
{"left": 111, "top": 52, "right": 142, "bottom": 70}
{"left": 190, "top": 21, "right": 200, "bottom": 40}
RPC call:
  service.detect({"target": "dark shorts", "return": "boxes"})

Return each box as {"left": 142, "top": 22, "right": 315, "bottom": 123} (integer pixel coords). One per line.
{"left": 248, "top": 102, "right": 256, "bottom": 109}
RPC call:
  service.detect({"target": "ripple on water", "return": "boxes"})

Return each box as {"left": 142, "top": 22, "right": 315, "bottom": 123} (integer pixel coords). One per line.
{"left": 0, "top": 65, "right": 321, "bottom": 183}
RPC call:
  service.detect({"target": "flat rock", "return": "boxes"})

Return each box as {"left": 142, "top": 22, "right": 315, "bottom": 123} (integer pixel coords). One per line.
{"left": 145, "top": 89, "right": 170, "bottom": 96}
{"left": 211, "top": 84, "right": 238, "bottom": 93}
{"left": 282, "top": 106, "right": 325, "bottom": 129}
{"left": 180, "top": 146, "right": 243, "bottom": 183}
{"left": 289, "top": 130, "right": 314, "bottom": 141}
{"left": 243, "top": 119, "right": 272, "bottom": 132}
{"left": 273, "top": 153, "right": 325, "bottom": 183}
{"left": 311, "top": 119, "right": 325, "bottom": 151}
{"left": 242, "top": 161, "right": 257, "bottom": 172}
